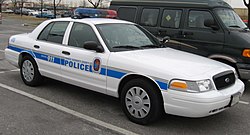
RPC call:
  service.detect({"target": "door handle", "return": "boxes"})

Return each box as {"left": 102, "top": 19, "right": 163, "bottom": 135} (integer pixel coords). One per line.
{"left": 158, "top": 30, "right": 167, "bottom": 35}
{"left": 34, "top": 45, "right": 40, "bottom": 49}
{"left": 183, "top": 31, "right": 194, "bottom": 35}
{"left": 62, "top": 51, "right": 70, "bottom": 55}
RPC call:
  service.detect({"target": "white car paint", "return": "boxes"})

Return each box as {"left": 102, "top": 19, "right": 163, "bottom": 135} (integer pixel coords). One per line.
{"left": 4, "top": 17, "right": 245, "bottom": 118}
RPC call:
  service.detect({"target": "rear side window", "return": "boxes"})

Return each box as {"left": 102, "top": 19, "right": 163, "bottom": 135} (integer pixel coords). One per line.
{"left": 38, "top": 22, "right": 69, "bottom": 44}
{"left": 161, "top": 9, "right": 182, "bottom": 28}
{"left": 140, "top": 8, "right": 159, "bottom": 27}
{"left": 188, "top": 10, "right": 214, "bottom": 28}
{"left": 68, "top": 23, "right": 99, "bottom": 48}
{"left": 38, "top": 23, "right": 54, "bottom": 41}
{"left": 47, "top": 22, "right": 69, "bottom": 44}
{"left": 118, "top": 7, "right": 137, "bottom": 22}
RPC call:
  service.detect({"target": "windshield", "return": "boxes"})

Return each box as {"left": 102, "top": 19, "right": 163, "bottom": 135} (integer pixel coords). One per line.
{"left": 215, "top": 8, "right": 247, "bottom": 29}
{"left": 96, "top": 24, "right": 159, "bottom": 52}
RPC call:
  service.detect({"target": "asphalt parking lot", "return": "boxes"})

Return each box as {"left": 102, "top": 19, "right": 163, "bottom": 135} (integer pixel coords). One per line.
{"left": 0, "top": 15, "right": 250, "bottom": 135}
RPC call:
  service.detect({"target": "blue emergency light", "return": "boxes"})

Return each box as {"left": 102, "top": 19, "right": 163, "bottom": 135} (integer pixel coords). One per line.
{"left": 72, "top": 8, "right": 117, "bottom": 19}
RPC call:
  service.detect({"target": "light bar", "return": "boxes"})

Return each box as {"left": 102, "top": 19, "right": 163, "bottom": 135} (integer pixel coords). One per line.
{"left": 73, "top": 8, "right": 117, "bottom": 19}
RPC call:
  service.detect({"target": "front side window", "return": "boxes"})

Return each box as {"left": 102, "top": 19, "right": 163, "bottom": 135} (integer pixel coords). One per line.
{"left": 140, "top": 8, "right": 159, "bottom": 27}
{"left": 97, "top": 24, "right": 159, "bottom": 52}
{"left": 38, "top": 23, "right": 54, "bottom": 41}
{"left": 161, "top": 9, "right": 182, "bottom": 28}
{"left": 215, "top": 8, "right": 247, "bottom": 29}
{"left": 188, "top": 10, "right": 214, "bottom": 28}
{"left": 38, "top": 22, "right": 69, "bottom": 44}
{"left": 68, "top": 23, "right": 99, "bottom": 48}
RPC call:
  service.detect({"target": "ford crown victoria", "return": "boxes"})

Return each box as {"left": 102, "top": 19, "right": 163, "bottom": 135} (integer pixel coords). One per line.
{"left": 4, "top": 10, "right": 244, "bottom": 124}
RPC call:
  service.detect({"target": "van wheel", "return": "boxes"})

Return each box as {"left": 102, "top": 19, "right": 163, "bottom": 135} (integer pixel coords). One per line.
{"left": 120, "top": 78, "right": 163, "bottom": 125}
{"left": 20, "top": 55, "right": 43, "bottom": 86}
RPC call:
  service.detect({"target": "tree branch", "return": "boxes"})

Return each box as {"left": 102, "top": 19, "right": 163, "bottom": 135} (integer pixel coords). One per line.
{"left": 56, "top": 0, "right": 62, "bottom": 7}
{"left": 243, "top": 0, "right": 249, "bottom": 7}
{"left": 88, "top": 0, "right": 96, "bottom": 8}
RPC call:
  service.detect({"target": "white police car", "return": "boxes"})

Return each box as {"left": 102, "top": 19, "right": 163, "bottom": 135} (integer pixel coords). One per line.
{"left": 5, "top": 8, "right": 244, "bottom": 124}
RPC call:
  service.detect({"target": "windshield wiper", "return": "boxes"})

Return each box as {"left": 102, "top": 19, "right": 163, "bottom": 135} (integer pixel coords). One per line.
{"left": 243, "top": 27, "right": 250, "bottom": 31}
{"left": 140, "top": 45, "right": 160, "bottom": 48}
{"left": 113, "top": 45, "right": 142, "bottom": 49}
{"left": 228, "top": 25, "right": 241, "bottom": 28}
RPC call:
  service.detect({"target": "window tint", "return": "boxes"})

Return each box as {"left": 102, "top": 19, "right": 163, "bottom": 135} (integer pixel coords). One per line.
{"left": 118, "top": 7, "right": 136, "bottom": 22}
{"left": 38, "top": 23, "right": 54, "bottom": 41}
{"left": 140, "top": 8, "right": 159, "bottom": 27}
{"left": 161, "top": 9, "right": 182, "bottom": 28}
{"left": 68, "top": 23, "right": 99, "bottom": 48}
{"left": 188, "top": 10, "right": 214, "bottom": 28}
{"left": 47, "top": 22, "right": 69, "bottom": 44}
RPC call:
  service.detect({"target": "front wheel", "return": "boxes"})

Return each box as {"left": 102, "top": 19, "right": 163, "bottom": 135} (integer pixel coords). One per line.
{"left": 20, "top": 55, "right": 43, "bottom": 86}
{"left": 121, "top": 78, "right": 163, "bottom": 125}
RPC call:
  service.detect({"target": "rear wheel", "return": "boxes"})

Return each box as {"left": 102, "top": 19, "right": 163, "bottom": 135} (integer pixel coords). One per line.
{"left": 20, "top": 55, "right": 43, "bottom": 86}
{"left": 121, "top": 78, "right": 163, "bottom": 125}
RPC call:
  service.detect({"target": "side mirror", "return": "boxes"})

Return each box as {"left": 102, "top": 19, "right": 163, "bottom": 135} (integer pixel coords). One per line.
{"left": 159, "top": 36, "right": 170, "bottom": 43}
{"left": 83, "top": 41, "right": 104, "bottom": 53}
{"left": 204, "top": 19, "right": 219, "bottom": 30}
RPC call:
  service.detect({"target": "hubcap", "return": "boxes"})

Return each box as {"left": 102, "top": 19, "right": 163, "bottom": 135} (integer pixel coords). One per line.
{"left": 22, "top": 60, "right": 34, "bottom": 82}
{"left": 125, "top": 87, "right": 151, "bottom": 118}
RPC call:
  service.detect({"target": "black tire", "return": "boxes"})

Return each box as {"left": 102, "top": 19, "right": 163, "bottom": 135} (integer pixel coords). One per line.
{"left": 20, "top": 55, "right": 43, "bottom": 86}
{"left": 120, "top": 78, "right": 163, "bottom": 125}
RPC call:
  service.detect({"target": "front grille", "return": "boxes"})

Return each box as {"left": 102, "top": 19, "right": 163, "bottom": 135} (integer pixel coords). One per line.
{"left": 213, "top": 71, "right": 235, "bottom": 90}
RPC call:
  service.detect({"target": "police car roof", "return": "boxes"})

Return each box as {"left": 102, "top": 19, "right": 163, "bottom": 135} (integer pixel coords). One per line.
{"left": 48, "top": 17, "right": 133, "bottom": 25}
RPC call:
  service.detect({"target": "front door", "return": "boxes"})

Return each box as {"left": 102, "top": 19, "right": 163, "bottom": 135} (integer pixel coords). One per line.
{"left": 178, "top": 9, "right": 225, "bottom": 56}
{"left": 61, "top": 22, "right": 108, "bottom": 94}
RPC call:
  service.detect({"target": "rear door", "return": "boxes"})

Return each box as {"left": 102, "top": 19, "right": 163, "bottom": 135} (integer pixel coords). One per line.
{"left": 35, "top": 21, "right": 69, "bottom": 80}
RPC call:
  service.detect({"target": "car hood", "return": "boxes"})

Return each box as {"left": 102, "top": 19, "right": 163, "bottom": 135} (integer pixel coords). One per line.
{"left": 108, "top": 48, "right": 234, "bottom": 80}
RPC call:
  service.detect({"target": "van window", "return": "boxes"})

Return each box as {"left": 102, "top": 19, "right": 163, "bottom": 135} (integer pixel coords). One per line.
{"left": 161, "top": 9, "right": 182, "bottom": 28}
{"left": 118, "top": 7, "right": 137, "bottom": 22}
{"left": 140, "top": 8, "right": 159, "bottom": 27}
{"left": 188, "top": 10, "right": 214, "bottom": 28}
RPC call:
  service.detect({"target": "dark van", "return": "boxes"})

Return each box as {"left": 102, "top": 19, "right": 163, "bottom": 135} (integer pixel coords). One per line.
{"left": 110, "top": 0, "right": 250, "bottom": 80}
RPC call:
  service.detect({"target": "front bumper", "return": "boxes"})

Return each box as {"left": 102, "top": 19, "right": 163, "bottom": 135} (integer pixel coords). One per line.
{"left": 237, "top": 63, "right": 250, "bottom": 80}
{"left": 161, "top": 79, "right": 244, "bottom": 117}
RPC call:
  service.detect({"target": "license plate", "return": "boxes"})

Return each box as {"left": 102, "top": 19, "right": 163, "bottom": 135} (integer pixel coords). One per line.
{"left": 230, "top": 93, "right": 241, "bottom": 107}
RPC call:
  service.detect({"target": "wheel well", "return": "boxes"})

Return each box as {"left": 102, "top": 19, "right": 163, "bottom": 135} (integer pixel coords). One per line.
{"left": 212, "top": 58, "right": 236, "bottom": 68}
{"left": 18, "top": 52, "right": 34, "bottom": 67}
{"left": 118, "top": 74, "right": 163, "bottom": 101}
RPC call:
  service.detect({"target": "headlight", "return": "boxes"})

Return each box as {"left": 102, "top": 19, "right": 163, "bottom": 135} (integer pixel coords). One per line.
{"left": 169, "top": 79, "right": 214, "bottom": 93}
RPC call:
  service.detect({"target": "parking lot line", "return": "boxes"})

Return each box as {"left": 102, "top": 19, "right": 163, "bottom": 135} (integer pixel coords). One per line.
{"left": 0, "top": 69, "right": 19, "bottom": 74}
{"left": 0, "top": 83, "right": 138, "bottom": 135}
{"left": 239, "top": 101, "right": 249, "bottom": 105}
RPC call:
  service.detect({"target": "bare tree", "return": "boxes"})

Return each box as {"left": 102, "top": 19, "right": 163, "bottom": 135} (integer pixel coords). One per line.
{"left": 88, "top": 0, "right": 102, "bottom": 9}
{"left": 11, "top": 0, "right": 17, "bottom": 12}
{"left": 36, "top": 0, "right": 43, "bottom": 16}
{"left": 243, "top": 0, "right": 250, "bottom": 27}
{"left": 53, "top": 0, "right": 62, "bottom": 18}
{"left": 19, "top": 0, "right": 27, "bottom": 16}
{"left": 0, "top": 0, "right": 6, "bottom": 12}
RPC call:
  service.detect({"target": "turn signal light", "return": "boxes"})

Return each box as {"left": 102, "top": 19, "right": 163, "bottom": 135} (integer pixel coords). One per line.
{"left": 242, "top": 49, "right": 250, "bottom": 58}
{"left": 170, "top": 81, "right": 188, "bottom": 89}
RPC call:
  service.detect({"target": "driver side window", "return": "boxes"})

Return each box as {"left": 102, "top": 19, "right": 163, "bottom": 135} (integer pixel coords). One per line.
{"left": 68, "top": 23, "right": 99, "bottom": 48}
{"left": 188, "top": 10, "right": 214, "bottom": 29}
